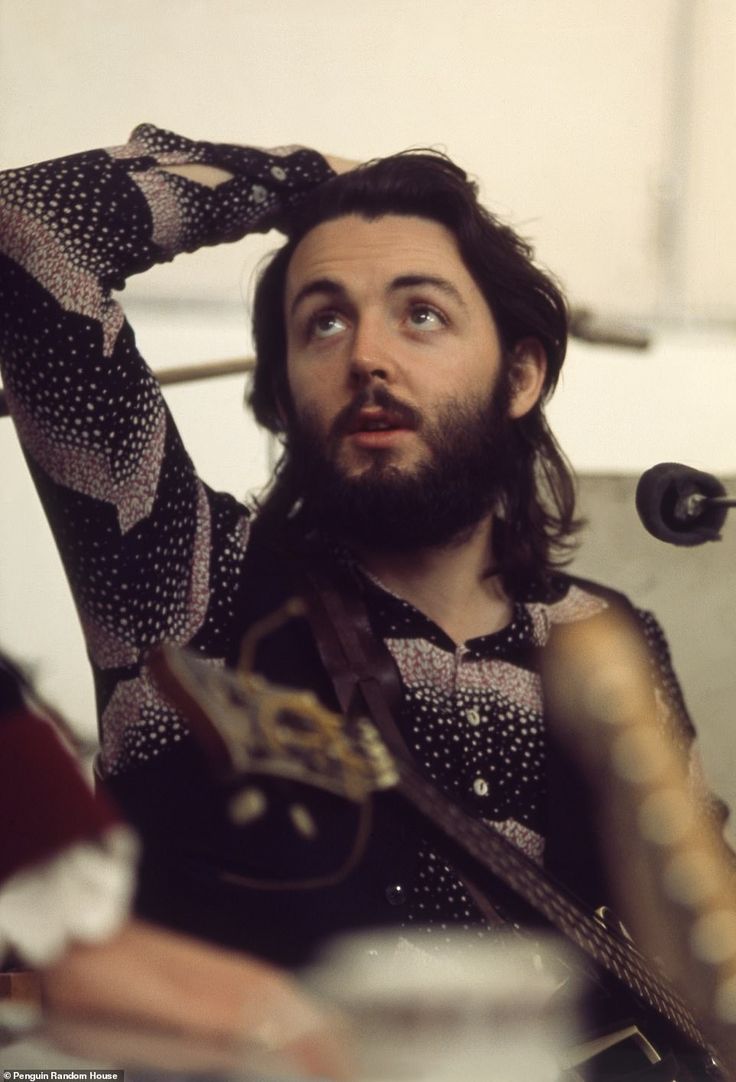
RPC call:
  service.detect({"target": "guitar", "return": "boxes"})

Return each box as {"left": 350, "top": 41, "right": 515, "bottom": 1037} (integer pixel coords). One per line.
{"left": 148, "top": 611, "right": 734, "bottom": 1081}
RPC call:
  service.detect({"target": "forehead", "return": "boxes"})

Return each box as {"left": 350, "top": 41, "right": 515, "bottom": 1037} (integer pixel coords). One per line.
{"left": 285, "top": 213, "right": 481, "bottom": 306}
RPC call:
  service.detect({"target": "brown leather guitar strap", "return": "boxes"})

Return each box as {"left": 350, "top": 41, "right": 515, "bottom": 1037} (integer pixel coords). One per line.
{"left": 294, "top": 554, "right": 507, "bottom": 927}
{"left": 296, "top": 560, "right": 409, "bottom": 756}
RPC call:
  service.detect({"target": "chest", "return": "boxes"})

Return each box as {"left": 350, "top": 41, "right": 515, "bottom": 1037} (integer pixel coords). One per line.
{"left": 386, "top": 635, "right": 547, "bottom": 836}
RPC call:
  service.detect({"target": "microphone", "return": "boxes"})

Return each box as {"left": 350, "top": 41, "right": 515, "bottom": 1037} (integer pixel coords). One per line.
{"left": 635, "top": 463, "right": 733, "bottom": 546}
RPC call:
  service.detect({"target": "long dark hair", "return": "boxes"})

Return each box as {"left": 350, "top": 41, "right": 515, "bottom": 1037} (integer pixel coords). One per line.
{"left": 249, "top": 150, "right": 582, "bottom": 597}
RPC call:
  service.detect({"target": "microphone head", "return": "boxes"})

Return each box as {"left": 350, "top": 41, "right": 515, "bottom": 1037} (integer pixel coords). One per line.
{"left": 635, "top": 462, "right": 728, "bottom": 546}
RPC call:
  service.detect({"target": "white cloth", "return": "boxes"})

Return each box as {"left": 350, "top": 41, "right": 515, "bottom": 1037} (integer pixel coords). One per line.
{"left": 0, "top": 825, "right": 138, "bottom": 967}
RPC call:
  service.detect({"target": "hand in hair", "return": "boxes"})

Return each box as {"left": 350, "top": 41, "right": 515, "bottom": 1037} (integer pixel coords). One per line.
{"left": 324, "top": 155, "right": 362, "bottom": 175}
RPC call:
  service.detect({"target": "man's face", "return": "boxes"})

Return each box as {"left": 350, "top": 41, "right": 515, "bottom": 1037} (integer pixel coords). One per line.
{"left": 284, "top": 213, "right": 505, "bottom": 482}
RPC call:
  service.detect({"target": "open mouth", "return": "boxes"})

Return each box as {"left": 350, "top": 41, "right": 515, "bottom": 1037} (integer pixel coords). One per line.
{"left": 347, "top": 408, "right": 413, "bottom": 435}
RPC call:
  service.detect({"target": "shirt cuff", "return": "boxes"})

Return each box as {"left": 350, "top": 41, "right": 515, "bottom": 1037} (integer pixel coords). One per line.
{"left": 0, "top": 825, "right": 138, "bottom": 968}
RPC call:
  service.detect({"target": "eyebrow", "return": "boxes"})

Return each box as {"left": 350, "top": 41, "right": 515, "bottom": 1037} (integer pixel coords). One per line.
{"left": 289, "top": 273, "right": 468, "bottom": 317}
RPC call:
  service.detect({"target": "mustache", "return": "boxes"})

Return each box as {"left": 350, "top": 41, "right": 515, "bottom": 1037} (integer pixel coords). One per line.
{"left": 328, "top": 385, "right": 422, "bottom": 441}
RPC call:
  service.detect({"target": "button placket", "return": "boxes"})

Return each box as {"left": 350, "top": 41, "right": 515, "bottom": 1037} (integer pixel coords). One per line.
{"left": 384, "top": 883, "right": 407, "bottom": 906}
{"left": 451, "top": 643, "right": 468, "bottom": 692}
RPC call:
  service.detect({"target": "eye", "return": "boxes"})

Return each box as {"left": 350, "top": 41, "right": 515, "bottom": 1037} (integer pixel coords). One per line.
{"left": 307, "top": 310, "right": 347, "bottom": 340}
{"left": 408, "top": 304, "right": 447, "bottom": 331}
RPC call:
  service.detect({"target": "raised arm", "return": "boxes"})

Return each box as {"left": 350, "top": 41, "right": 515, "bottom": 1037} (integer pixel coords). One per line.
{"left": 0, "top": 124, "right": 334, "bottom": 499}
{"left": 0, "top": 126, "right": 335, "bottom": 773}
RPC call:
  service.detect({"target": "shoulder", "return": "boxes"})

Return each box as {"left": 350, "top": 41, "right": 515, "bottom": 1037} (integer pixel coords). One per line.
{"left": 540, "top": 573, "right": 670, "bottom": 650}
{"left": 537, "top": 570, "right": 636, "bottom": 609}
{"left": 524, "top": 571, "right": 641, "bottom": 632}
{"left": 532, "top": 572, "right": 694, "bottom": 741}
{"left": 526, "top": 572, "right": 680, "bottom": 684}
{"left": 0, "top": 653, "right": 26, "bottom": 716}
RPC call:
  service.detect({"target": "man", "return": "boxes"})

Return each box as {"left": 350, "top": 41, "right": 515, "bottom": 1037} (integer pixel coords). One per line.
{"left": 0, "top": 125, "right": 702, "bottom": 969}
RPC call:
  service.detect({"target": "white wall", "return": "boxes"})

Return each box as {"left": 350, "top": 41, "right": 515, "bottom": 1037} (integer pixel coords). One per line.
{"left": 2, "top": 0, "right": 735, "bottom": 321}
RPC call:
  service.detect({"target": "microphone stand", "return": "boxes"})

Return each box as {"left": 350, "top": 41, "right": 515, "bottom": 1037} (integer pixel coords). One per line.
{"left": 678, "top": 494, "right": 736, "bottom": 518}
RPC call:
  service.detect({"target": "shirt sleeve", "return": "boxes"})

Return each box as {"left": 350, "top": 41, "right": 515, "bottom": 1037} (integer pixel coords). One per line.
{"left": 0, "top": 827, "right": 137, "bottom": 969}
{"left": 0, "top": 707, "right": 125, "bottom": 880}
{"left": 0, "top": 127, "right": 334, "bottom": 774}
{"left": 634, "top": 608, "right": 695, "bottom": 746}
{"left": 635, "top": 607, "right": 731, "bottom": 832}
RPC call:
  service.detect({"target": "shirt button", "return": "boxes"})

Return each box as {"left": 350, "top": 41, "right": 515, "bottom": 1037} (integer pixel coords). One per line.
{"left": 466, "top": 708, "right": 481, "bottom": 727}
{"left": 473, "top": 777, "right": 489, "bottom": 797}
{"left": 270, "top": 165, "right": 287, "bottom": 181}
{"left": 384, "top": 883, "right": 407, "bottom": 906}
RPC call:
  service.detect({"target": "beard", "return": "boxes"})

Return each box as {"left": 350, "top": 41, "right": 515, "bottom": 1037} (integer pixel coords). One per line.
{"left": 284, "top": 378, "right": 515, "bottom": 553}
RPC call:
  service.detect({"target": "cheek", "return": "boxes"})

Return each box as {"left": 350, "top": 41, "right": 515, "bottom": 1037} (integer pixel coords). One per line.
{"left": 287, "top": 373, "right": 315, "bottom": 414}
{"left": 285, "top": 373, "right": 331, "bottom": 436}
{"left": 287, "top": 352, "right": 344, "bottom": 420}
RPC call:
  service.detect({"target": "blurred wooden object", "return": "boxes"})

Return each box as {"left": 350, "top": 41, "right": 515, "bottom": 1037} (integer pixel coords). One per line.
{"left": 543, "top": 608, "right": 736, "bottom": 1077}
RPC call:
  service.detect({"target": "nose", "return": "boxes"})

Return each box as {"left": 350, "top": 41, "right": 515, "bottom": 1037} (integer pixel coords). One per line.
{"left": 347, "top": 317, "right": 396, "bottom": 386}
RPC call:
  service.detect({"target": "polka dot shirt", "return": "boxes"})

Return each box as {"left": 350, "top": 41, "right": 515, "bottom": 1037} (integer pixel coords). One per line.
{"left": 0, "top": 127, "right": 699, "bottom": 935}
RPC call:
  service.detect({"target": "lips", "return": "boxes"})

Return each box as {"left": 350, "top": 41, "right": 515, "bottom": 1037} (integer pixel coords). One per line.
{"left": 346, "top": 408, "right": 412, "bottom": 434}
{"left": 329, "top": 389, "right": 422, "bottom": 448}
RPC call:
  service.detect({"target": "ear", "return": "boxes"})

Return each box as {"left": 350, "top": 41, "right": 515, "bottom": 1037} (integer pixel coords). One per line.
{"left": 507, "top": 338, "right": 547, "bottom": 420}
